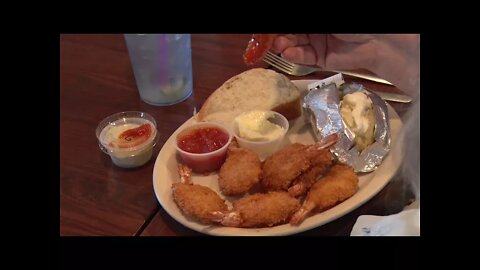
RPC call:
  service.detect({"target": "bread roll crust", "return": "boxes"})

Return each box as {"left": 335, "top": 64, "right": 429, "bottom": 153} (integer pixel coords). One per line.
{"left": 197, "top": 68, "right": 301, "bottom": 125}
{"left": 271, "top": 96, "right": 302, "bottom": 121}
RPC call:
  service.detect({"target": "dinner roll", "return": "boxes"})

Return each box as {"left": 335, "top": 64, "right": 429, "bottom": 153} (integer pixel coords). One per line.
{"left": 197, "top": 68, "right": 302, "bottom": 127}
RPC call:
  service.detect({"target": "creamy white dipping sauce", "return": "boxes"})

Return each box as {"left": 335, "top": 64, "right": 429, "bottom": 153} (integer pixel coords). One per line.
{"left": 235, "top": 110, "right": 285, "bottom": 141}
{"left": 99, "top": 118, "right": 156, "bottom": 168}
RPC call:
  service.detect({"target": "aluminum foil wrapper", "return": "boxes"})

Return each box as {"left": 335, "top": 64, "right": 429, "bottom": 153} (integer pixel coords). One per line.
{"left": 303, "top": 82, "right": 391, "bottom": 172}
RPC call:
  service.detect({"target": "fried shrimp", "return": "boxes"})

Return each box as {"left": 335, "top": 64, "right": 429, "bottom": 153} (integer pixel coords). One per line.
{"left": 206, "top": 191, "right": 300, "bottom": 227}
{"left": 288, "top": 149, "right": 334, "bottom": 197}
{"left": 262, "top": 133, "right": 338, "bottom": 191}
{"left": 172, "top": 164, "right": 228, "bottom": 224}
{"left": 290, "top": 164, "right": 359, "bottom": 225}
{"left": 218, "top": 140, "right": 262, "bottom": 196}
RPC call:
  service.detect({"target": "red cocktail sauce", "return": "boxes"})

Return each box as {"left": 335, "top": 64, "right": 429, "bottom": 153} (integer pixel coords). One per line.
{"left": 176, "top": 126, "right": 230, "bottom": 173}
{"left": 177, "top": 127, "right": 229, "bottom": 153}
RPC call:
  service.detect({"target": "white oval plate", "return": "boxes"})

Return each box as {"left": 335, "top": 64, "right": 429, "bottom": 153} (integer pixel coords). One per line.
{"left": 153, "top": 80, "right": 403, "bottom": 236}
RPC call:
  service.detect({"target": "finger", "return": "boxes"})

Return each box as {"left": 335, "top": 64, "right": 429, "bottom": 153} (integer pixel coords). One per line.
{"left": 325, "top": 42, "right": 377, "bottom": 71}
{"left": 283, "top": 34, "right": 311, "bottom": 46}
{"left": 306, "top": 34, "right": 327, "bottom": 67}
{"left": 281, "top": 45, "right": 318, "bottom": 66}
{"left": 331, "top": 34, "right": 374, "bottom": 43}
{"left": 271, "top": 34, "right": 310, "bottom": 53}
{"left": 322, "top": 35, "right": 377, "bottom": 70}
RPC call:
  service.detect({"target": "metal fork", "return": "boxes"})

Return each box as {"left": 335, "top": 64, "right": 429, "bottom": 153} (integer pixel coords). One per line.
{"left": 263, "top": 51, "right": 393, "bottom": 85}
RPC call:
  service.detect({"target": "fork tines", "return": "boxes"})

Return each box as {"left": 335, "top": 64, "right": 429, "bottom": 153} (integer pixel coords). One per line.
{"left": 263, "top": 51, "right": 294, "bottom": 74}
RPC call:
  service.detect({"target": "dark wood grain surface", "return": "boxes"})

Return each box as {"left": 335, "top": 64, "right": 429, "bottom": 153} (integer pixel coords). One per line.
{"left": 60, "top": 34, "right": 413, "bottom": 236}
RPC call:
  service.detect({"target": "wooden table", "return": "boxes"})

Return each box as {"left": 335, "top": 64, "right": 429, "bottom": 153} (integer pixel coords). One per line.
{"left": 60, "top": 34, "right": 414, "bottom": 236}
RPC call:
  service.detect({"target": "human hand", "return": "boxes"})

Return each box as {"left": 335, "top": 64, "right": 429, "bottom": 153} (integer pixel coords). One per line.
{"left": 271, "top": 34, "right": 419, "bottom": 96}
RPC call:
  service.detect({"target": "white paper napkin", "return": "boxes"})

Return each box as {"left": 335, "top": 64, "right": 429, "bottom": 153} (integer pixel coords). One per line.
{"left": 350, "top": 206, "right": 420, "bottom": 236}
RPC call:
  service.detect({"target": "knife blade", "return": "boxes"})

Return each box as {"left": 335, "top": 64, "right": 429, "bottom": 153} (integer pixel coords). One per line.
{"left": 334, "top": 70, "right": 393, "bottom": 86}
{"left": 333, "top": 72, "right": 412, "bottom": 103}
{"left": 307, "top": 74, "right": 412, "bottom": 103}
{"left": 370, "top": 90, "right": 412, "bottom": 103}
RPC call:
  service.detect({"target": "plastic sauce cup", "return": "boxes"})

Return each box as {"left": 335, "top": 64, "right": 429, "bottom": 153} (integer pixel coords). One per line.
{"left": 233, "top": 111, "right": 289, "bottom": 161}
{"left": 96, "top": 111, "right": 158, "bottom": 168}
{"left": 175, "top": 122, "right": 232, "bottom": 173}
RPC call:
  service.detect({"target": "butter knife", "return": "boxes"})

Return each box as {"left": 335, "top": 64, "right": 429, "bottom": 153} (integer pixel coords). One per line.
{"left": 337, "top": 72, "right": 412, "bottom": 103}
{"left": 307, "top": 74, "right": 413, "bottom": 103}
{"left": 370, "top": 90, "right": 412, "bottom": 103}
{"left": 333, "top": 70, "right": 393, "bottom": 86}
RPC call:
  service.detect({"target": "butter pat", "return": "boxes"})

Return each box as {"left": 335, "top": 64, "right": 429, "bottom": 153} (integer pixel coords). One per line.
{"left": 235, "top": 110, "right": 285, "bottom": 141}
{"left": 340, "top": 92, "right": 375, "bottom": 151}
